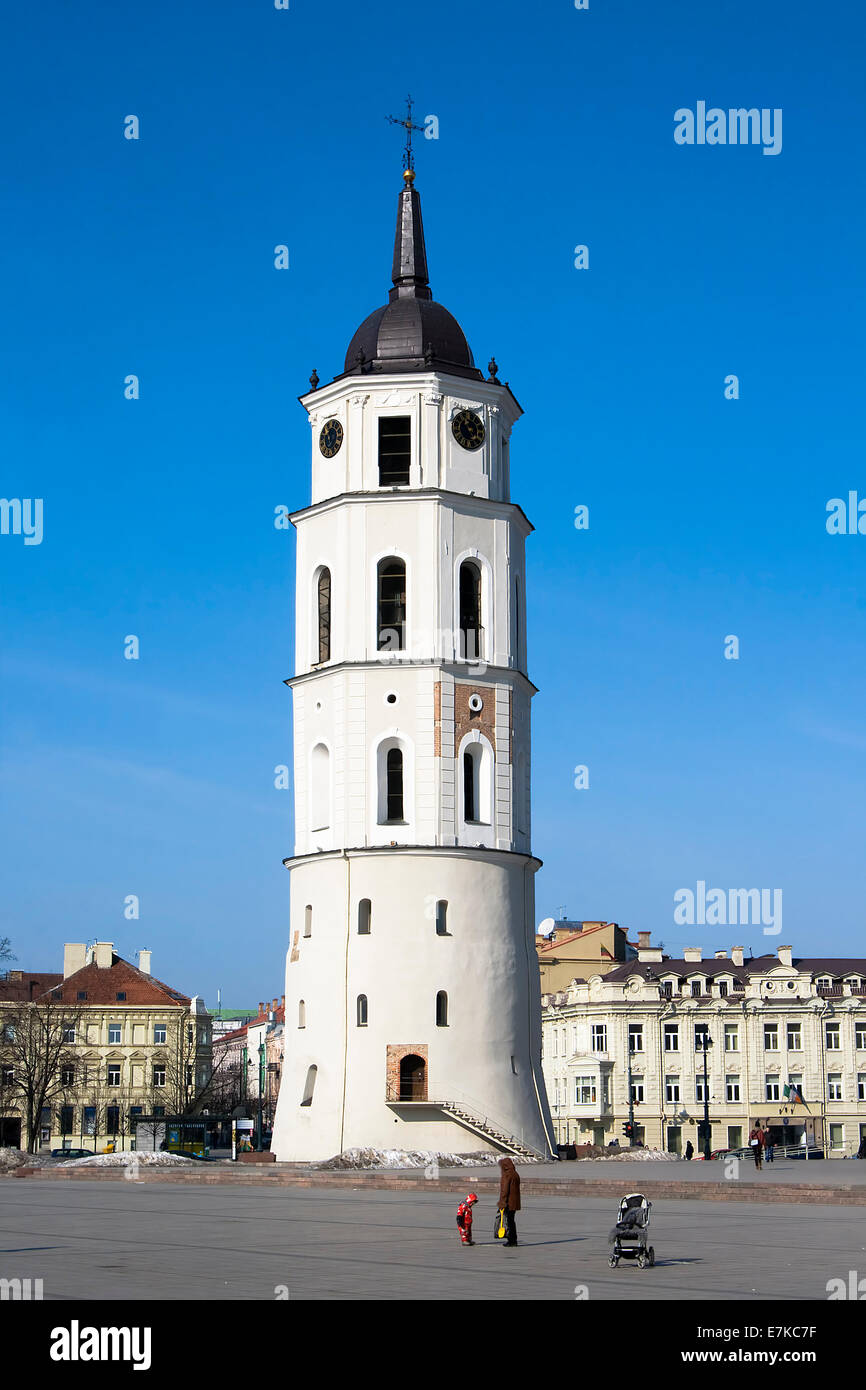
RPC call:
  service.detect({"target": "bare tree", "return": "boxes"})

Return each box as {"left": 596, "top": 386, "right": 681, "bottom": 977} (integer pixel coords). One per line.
{"left": 0, "top": 1000, "right": 83, "bottom": 1152}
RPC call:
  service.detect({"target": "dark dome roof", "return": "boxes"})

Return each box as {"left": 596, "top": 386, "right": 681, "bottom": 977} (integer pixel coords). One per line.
{"left": 345, "top": 297, "right": 475, "bottom": 376}
{"left": 340, "top": 178, "right": 483, "bottom": 383}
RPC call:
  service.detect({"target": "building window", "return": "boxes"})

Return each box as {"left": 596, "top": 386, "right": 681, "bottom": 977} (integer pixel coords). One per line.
{"left": 690, "top": 981, "right": 701, "bottom": 998}
{"left": 458, "top": 560, "right": 483, "bottom": 661}
{"left": 304, "top": 905, "right": 313, "bottom": 938}
{"left": 764, "top": 1024, "right": 779, "bottom": 1051}
{"left": 551, "top": 1030, "right": 558, "bottom": 1057}
{"left": 829, "top": 1123, "right": 844, "bottom": 1150}
{"left": 316, "top": 567, "right": 331, "bottom": 664}
{"left": 153, "top": 1067, "right": 166, "bottom": 1089}
{"left": 695, "top": 1076, "right": 708, "bottom": 1104}
{"left": 300, "top": 1064, "right": 317, "bottom": 1107}
{"left": 694, "top": 1024, "right": 710, "bottom": 1048}
{"left": 661, "top": 980, "right": 673, "bottom": 998}
{"left": 356, "top": 995, "right": 368, "bottom": 1027}
{"left": 856, "top": 1024, "right": 866, "bottom": 1050}
{"left": 591, "top": 1024, "right": 607, "bottom": 1052}
{"left": 726, "top": 1075, "right": 740, "bottom": 1102}
{"left": 575, "top": 1076, "right": 597, "bottom": 1105}
{"left": 310, "top": 744, "right": 331, "bottom": 831}
{"left": 298, "top": 1000, "right": 306, "bottom": 1029}
{"left": 108, "top": 1023, "right": 121, "bottom": 1045}
{"left": 154, "top": 1025, "right": 167, "bottom": 1045}
{"left": 663, "top": 1024, "right": 679, "bottom": 1052}
{"left": 628, "top": 1024, "right": 643, "bottom": 1053}
{"left": 718, "top": 980, "right": 729, "bottom": 997}
{"left": 630, "top": 1077, "right": 644, "bottom": 1105}
{"left": 825, "top": 1022, "right": 841, "bottom": 1050}
{"left": 787, "top": 1023, "right": 802, "bottom": 1050}
{"left": 828, "top": 1073, "right": 843, "bottom": 1101}
{"left": 60, "top": 1106, "right": 74, "bottom": 1136}
{"left": 665, "top": 1076, "right": 680, "bottom": 1104}
{"left": 60, "top": 1065, "right": 75, "bottom": 1087}
{"left": 76, "top": 990, "right": 87, "bottom": 1000}
{"left": 460, "top": 738, "right": 492, "bottom": 826}
{"left": 378, "top": 416, "right": 411, "bottom": 486}
{"left": 724, "top": 1024, "right": 739, "bottom": 1052}
{"left": 377, "top": 557, "right": 406, "bottom": 650}
{"left": 116, "top": 992, "right": 126, "bottom": 1001}
{"left": 436, "top": 991, "right": 448, "bottom": 1027}
{"left": 435, "top": 900, "right": 448, "bottom": 935}
{"left": 0, "top": 1065, "right": 13, "bottom": 1087}
{"left": 62, "top": 1026, "right": 76, "bottom": 1044}
{"left": 358, "top": 899, "right": 371, "bottom": 935}
{"left": 765, "top": 1076, "right": 780, "bottom": 1102}
{"left": 858, "top": 1074, "right": 866, "bottom": 1102}
{"left": 463, "top": 748, "right": 476, "bottom": 821}
{"left": 107, "top": 1065, "right": 121, "bottom": 1087}
{"left": 815, "top": 977, "right": 832, "bottom": 991}
{"left": 106, "top": 1107, "right": 120, "bottom": 1136}
{"left": 385, "top": 746, "right": 404, "bottom": 822}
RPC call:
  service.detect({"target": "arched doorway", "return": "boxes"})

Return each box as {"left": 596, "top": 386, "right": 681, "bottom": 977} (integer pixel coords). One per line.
{"left": 399, "top": 1053, "right": 427, "bottom": 1102}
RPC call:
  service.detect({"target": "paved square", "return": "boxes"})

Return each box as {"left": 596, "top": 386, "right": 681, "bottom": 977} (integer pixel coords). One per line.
{"left": 2, "top": 1178, "right": 864, "bottom": 1300}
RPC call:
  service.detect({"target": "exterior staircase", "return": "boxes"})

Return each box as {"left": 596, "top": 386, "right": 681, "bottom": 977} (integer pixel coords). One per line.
{"left": 436, "top": 1100, "right": 548, "bottom": 1161}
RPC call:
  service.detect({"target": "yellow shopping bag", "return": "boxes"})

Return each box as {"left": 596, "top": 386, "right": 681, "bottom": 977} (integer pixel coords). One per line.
{"left": 497, "top": 1208, "right": 506, "bottom": 1239}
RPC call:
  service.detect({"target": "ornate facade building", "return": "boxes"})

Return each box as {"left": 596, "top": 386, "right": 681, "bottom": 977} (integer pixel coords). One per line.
{"left": 270, "top": 161, "right": 554, "bottom": 1162}
{"left": 0, "top": 942, "right": 211, "bottom": 1153}
{"left": 542, "top": 936, "right": 866, "bottom": 1157}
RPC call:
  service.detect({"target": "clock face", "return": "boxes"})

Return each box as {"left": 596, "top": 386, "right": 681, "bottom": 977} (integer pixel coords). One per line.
{"left": 319, "top": 419, "right": 343, "bottom": 458}
{"left": 451, "top": 409, "right": 485, "bottom": 451}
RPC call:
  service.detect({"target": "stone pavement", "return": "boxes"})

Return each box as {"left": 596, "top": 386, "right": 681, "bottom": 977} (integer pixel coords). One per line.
{"left": 1, "top": 1177, "right": 862, "bottom": 1301}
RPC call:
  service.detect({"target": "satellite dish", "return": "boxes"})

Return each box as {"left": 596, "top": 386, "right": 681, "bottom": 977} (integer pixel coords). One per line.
{"left": 538, "top": 917, "right": 556, "bottom": 935}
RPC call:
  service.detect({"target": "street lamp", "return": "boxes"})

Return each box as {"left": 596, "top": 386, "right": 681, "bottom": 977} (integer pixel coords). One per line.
{"left": 256, "top": 1041, "right": 264, "bottom": 1152}
{"left": 695, "top": 1031, "right": 713, "bottom": 1159}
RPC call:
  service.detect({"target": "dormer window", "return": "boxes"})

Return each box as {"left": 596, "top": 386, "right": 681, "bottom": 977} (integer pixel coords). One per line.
{"left": 378, "top": 417, "right": 411, "bottom": 486}
{"left": 690, "top": 980, "right": 701, "bottom": 998}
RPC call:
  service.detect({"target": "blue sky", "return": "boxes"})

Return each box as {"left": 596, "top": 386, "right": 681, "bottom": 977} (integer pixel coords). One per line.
{"left": 2, "top": 0, "right": 864, "bottom": 1004}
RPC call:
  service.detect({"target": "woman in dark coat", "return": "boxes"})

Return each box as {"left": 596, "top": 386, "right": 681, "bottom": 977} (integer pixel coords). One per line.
{"left": 497, "top": 1157, "right": 521, "bottom": 1247}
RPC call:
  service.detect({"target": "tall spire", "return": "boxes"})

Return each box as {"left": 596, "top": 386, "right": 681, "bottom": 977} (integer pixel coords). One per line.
{"left": 389, "top": 183, "right": 432, "bottom": 302}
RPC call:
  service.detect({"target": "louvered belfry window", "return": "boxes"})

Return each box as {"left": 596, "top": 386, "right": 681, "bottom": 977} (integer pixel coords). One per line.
{"left": 377, "top": 558, "right": 406, "bottom": 650}
{"left": 317, "top": 567, "right": 331, "bottom": 664}
{"left": 378, "top": 416, "right": 411, "bottom": 485}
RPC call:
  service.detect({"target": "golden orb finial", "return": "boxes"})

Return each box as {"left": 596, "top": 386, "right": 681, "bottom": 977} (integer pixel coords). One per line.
{"left": 403, "top": 168, "right": 415, "bottom": 184}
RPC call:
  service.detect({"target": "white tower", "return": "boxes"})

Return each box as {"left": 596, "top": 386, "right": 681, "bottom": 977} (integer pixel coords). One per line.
{"left": 271, "top": 166, "right": 555, "bottom": 1162}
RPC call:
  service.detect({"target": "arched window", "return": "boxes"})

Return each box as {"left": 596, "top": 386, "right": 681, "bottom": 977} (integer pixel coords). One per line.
{"left": 310, "top": 745, "right": 330, "bottom": 831}
{"left": 435, "top": 900, "right": 448, "bottom": 936}
{"left": 461, "top": 740, "right": 492, "bottom": 825}
{"left": 386, "top": 747, "right": 404, "bottom": 823}
{"left": 304, "top": 905, "right": 312, "bottom": 938}
{"left": 298, "top": 1000, "right": 306, "bottom": 1028}
{"left": 458, "top": 561, "right": 482, "bottom": 661}
{"left": 377, "top": 558, "right": 406, "bottom": 651}
{"left": 316, "top": 567, "right": 331, "bottom": 664}
{"left": 357, "top": 995, "right": 368, "bottom": 1026}
{"left": 358, "top": 899, "right": 371, "bottom": 934}
{"left": 463, "top": 748, "right": 477, "bottom": 821}
{"left": 300, "top": 1064, "right": 317, "bottom": 1106}
{"left": 436, "top": 991, "right": 448, "bottom": 1027}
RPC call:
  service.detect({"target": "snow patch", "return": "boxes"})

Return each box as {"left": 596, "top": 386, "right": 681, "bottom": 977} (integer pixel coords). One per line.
{"left": 317, "top": 1147, "right": 504, "bottom": 1170}
{"left": 59, "top": 1151, "right": 194, "bottom": 1168}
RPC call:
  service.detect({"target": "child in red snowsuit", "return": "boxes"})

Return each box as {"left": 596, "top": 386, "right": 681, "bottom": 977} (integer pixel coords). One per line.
{"left": 456, "top": 1193, "right": 478, "bottom": 1245}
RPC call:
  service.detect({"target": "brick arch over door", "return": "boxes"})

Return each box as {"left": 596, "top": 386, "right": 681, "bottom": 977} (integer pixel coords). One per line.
{"left": 385, "top": 1043, "right": 428, "bottom": 1102}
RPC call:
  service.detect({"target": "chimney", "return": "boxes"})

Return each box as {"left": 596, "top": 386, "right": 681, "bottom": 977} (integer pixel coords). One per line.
{"left": 138, "top": 949, "right": 151, "bottom": 976}
{"left": 93, "top": 942, "right": 114, "bottom": 969}
{"left": 777, "top": 944, "right": 793, "bottom": 968}
{"left": 714, "top": 949, "right": 728, "bottom": 959}
{"left": 637, "top": 931, "right": 652, "bottom": 948}
{"left": 683, "top": 946, "right": 702, "bottom": 962}
{"left": 272, "top": 998, "right": 278, "bottom": 1011}
{"left": 258, "top": 1002, "right": 264, "bottom": 1014}
{"left": 731, "top": 946, "right": 744, "bottom": 967}
{"left": 63, "top": 944, "right": 87, "bottom": 979}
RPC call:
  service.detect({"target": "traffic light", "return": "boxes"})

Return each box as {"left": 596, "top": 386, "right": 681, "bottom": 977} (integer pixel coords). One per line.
{"left": 623, "top": 1121, "right": 634, "bottom": 1141}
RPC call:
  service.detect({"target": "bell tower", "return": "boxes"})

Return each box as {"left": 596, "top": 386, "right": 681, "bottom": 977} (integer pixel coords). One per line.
{"left": 270, "top": 157, "right": 555, "bottom": 1162}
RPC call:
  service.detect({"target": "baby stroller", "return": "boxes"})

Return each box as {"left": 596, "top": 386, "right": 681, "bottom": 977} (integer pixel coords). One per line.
{"left": 608, "top": 1192, "right": 654, "bottom": 1268}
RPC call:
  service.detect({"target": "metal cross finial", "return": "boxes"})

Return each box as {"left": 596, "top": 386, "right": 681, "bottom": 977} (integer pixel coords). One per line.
{"left": 386, "top": 94, "right": 425, "bottom": 176}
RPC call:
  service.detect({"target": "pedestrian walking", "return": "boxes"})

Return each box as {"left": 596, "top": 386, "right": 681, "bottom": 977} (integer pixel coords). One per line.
{"left": 684, "top": 1140, "right": 694, "bottom": 1161}
{"left": 749, "top": 1124, "right": 764, "bottom": 1170}
{"left": 497, "top": 1157, "right": 521, "bottom": 1247}
{"left": 858, "top": 1136, "right": 866, "bottom": 1160}
{"left": 764, "top": 1132, "right": 775, "bottom": 1163}
{"left": 456, "top": 1192, "right": 478, "bottom": 1245}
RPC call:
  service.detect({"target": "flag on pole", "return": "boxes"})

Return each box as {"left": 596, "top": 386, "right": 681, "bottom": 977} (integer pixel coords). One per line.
{"left": 783, "top": 1081, "right": 809, "bottom": 1109}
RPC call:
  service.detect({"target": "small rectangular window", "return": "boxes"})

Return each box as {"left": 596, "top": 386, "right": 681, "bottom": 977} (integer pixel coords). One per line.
{"left": 378, "top": 416, "right": 411, "bottom": 486}
{"left": 116, "top": 992, "right": 127, "bottom": 1001}
{"left": 108, "top": 1023, "right": 121, "bottom": 1044}
{"left": 154, "top": 1024, "right": 167, "bottom": 1044}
